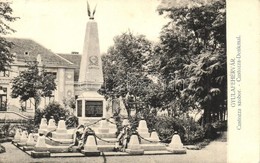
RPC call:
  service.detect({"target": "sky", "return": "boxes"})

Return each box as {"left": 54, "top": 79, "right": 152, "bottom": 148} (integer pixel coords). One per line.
{"left": 7, "top": 0, "right": 168, "bottom": 54}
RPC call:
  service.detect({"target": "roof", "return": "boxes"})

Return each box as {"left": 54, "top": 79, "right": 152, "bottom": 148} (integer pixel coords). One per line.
{"left": 58, "top": 53, "right": 81, "bottom": 81}
{"left": 6, "top": 38, "right": 74, "bottom": 68}
{"left": 58, "top": 53, "right": 81, "bottom": 67}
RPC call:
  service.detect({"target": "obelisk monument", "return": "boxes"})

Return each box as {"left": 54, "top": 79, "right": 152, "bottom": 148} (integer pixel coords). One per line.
{"left": 76, "top": 4, "right": 106, "bottom": 124}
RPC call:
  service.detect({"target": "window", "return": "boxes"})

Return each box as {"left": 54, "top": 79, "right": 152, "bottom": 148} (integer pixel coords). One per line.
{"left": 0, "top": 70, "right": 9, "bottom": 77}
{"left": 24, "top": 51, "right": 29, "bottom": 55}
{"left": 44, "top": 72, "right": 57, "bottom": 79}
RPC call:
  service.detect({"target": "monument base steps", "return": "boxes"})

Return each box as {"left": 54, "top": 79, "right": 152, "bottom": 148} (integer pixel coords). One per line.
{"left": 138, "top": 132, "right": 150, "bottom": 138}
{"left": 45, "top": 138, "right": 74, "bottom": 146}
{"left": 95, "top": 133, "right": 116, "bottom": 138}
{"left": 96, "top": 138, "right": 117, "bottom": 145}
{"left": 140, "top": 139, "right": 159, "bottom": 144}
{"left": 46, "top": 145, "right": 69, "bottom": 153}
{"left": 78, "top": 118, "right": 102, "bottom": 127}
{"left": 26, "top": 142, "right": 36, "bottom": 146}
{"left": 140, "top": 144, "right": 166, "bottom": 151}
{"left": 52, "top": 132, "right": 73, "bottom": 139}
{"left": 47, "top": 127, "right": 57, "bottom": 132}
{"left": 38, "top": 129, "right": 48, "bottom": 135}
{"left": 13, "top": 142, "right": 186, "bottom": 157}
{"left": 34, "top": 147, "right": 48, "bottom": 152}
{"left": 97, "top": 144, "right": 116, "bottom": 152}
{"left": 125, "top": 148, "right": 144, "bottom": 155}
{"left": 97, "top": 128, "right": 109, "bottom": 133}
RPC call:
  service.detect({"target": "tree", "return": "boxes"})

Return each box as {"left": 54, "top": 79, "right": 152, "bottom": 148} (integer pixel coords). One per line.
{"left": 0, "top": 2, "right": 19, "bottom": 71}
{"left": 100, "top": 31, "right": 154, "bottom": 114}
{"left": 155, "top": 0, "right": 226, "bottom": 123}
{"left": 11, "top": 61, "right": 56, "bottom": 112}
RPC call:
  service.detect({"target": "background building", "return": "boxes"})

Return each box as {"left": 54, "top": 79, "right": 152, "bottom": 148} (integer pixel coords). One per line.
{"left": 0, "top": 38, "right": 81, "bottom": 117}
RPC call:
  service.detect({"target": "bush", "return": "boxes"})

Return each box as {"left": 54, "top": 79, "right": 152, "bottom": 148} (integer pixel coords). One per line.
{"left": 34, "top": 102, "right": 69, "bottom": 125}
{"left": 143, "top": 111, "right": 157, "bottom": 132}
{"left": 212, "top": 120, "right": 227, "bottom": 132}
{"left": 0, "top": 119, "right": 35, "bottom": 141}
{"left": 153, "top": 116, "right": 205, "bottom": 144}
{"left": 181, "top": 118, "right": 205, "bottom": 144}
{"left": 154, "top": 116, "right": 185, "bottom": 143}
{"left": 0, "top": 123, "right": 20, "bottom": 138}
{"left": 204, "top": 123, "right": 218, "bottom": 139}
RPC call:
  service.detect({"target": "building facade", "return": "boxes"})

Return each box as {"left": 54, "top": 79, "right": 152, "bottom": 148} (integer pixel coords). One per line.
{"left": 0, "top": 38, "right": 81, "bottom": 116}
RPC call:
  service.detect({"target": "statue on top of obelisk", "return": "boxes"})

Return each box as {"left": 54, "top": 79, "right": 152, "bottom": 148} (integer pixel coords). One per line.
{"left": 87, "top": 1, "right": 97, "bottom": 20}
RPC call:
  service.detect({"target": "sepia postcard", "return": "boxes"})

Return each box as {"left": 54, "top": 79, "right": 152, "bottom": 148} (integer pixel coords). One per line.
{"left": 0, "top": 0, "right": 259, "bottom": 163}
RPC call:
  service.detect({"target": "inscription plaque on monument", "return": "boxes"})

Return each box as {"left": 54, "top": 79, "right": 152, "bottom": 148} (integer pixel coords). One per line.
{"left": 85, "top": 101, "right": 103, "bottom": 117}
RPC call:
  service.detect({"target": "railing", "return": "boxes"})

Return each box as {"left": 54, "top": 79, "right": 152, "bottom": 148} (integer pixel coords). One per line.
{"left": 0, "top": 111, "right": 30, "bottom": 123}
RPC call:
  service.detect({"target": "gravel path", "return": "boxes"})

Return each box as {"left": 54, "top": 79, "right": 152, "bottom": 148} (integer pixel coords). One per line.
{"left": 0, "top": 141, "right": 227, "bottom": 163}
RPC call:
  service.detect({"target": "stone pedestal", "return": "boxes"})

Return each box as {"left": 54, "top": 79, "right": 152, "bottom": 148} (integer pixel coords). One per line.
{"left": 125, "top": 132, "right": 144, "bottom": 155}
{"left": 82, "top": 133, "right": 100, "bottom": 156}
{"left": 76, "top": 92, "right": 106, "bottom": 125}
{"left": 166, "top": 132, "right": 186, "bottom": 154}
{"left": 137, "top": 119, "right": 150, "bottom": 138}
